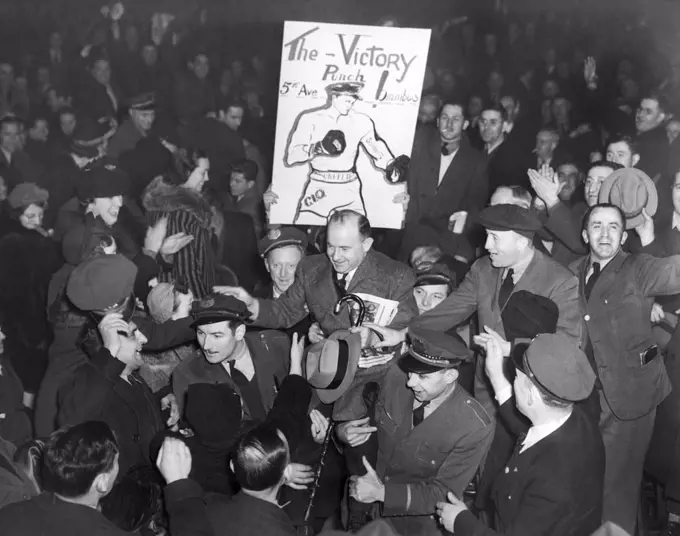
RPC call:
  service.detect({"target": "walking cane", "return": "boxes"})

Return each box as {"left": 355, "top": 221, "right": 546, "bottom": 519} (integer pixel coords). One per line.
{"left": 303, "top": 294, "right": 366, "bottom": 523}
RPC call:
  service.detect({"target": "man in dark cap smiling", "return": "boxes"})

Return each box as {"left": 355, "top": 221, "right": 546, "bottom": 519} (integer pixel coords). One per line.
{"left": 339, "top": 326, "right": 494, "bottom": 536}
{"left": 171, "top": 293, "right": 290, "bottom": 419}
{"left": 437, "top": 333, "right": 605, "bottom": 536}
{"left": 107, "top": 92, "right": 156, "bottom": 158}
{"left": 407, "top": 203, "right": 583, "bottom": 416}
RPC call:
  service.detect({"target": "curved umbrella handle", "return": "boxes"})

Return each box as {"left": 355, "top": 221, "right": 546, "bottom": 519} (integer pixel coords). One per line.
{"left": 334, "top": 294, "right": 366, "bottom": 328}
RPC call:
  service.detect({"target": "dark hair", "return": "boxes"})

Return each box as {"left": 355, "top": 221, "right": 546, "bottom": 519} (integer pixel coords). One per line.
{"left": 640, "top": 94, "right": 669, "bottom": 115}
{"left": 481, "top": 103, "right": 509, "bottom": 122}
{"left": 440, "top": 100, "right": 467, "bottom": 120}
{"left": 536, "top": 388, "right": 573, "bottom": 409}
{"left": 42, "top": 421, "right": 119, "bottom": 498}
{"left": 232, "top": 424, "right": 288, "bottom": 491}
{"left": 606, "top": 135, "right": 640, "bottom": 156}
{"left": 217, "top": 99, "right": 245, "bottom": 114}
{"left": 327, "top": 209, "right": 372, "bottom": 239}
{"left": 582, "top": 203, "right": 627, "bottom": 230}
{"left": 100, "top": 464, "right": 166, "bottom": 533}
{"left": 587, "top": 160, "right": 624, "bottom": 175}
{"left": 0, "top": 115, "right": 22, "bottom": 131}
{"left": 230, "top": 159, "right": 258, "bottom": 183}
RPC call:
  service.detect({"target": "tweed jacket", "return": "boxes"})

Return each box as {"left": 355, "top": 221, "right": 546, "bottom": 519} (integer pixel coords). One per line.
{"left": 571, "top": 251, "right": 680, "bottom": 420}
{"left": 255, "top": 249, "right": 417, "bottom": 335}
{"left": 375, "top": 364, "right": 494, "bottom": 536}
{"left": 411, "top": 250, "right": 583, "bottom": 415}
{"left": 172, "top": 330, "right": 290, "bottom": 419}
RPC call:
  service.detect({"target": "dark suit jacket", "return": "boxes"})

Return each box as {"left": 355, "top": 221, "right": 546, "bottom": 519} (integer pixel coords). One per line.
{"left": 172, "top": 330, "right": 290, "bottom": 418}
{"left": 56, "top": 349, "right": 164, "bottom": 475}
{"left": 376, "top": 365, "right": 494, "bottom": 536}
{"left": 75, "top": 77, "right": 121, "bottom": 121}
{"left": 0, "top": 492, "right": 130, "bottom": 536}
{"left": 207, "top": 491, "right": 297, "bottom": 536}
{"left": 406, "top": 127, "right": 488, "bottom": 237}
{"left": 252, "top": 282, "right": 312, "bottom": 341}
{"left": 571, "top": 251, "right": 680, "bottom": 419}
{"left": 454, "top": 404, "right": 605, "bottom": 536}
{"left": 411, "top": 250, "right": 582, "bottom": 415}
{"left": 255, "top": 249, "right": 417, "bottom": 335}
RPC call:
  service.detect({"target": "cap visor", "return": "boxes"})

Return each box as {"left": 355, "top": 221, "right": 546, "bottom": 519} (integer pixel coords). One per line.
{"left": 398, "top": 353, "right": 444, "bottom": 375}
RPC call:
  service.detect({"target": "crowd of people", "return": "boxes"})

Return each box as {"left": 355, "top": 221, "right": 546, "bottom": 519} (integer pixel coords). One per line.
{"left": 0, "top": 2, "right": 678, "bottom": 536}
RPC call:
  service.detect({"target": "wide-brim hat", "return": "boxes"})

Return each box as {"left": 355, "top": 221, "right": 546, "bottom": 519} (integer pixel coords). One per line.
{"left": 305, "top": 330, "right": 362, "bottom": 404}
{"left": 598, "top": 168, "right": 658, "bottom": 230}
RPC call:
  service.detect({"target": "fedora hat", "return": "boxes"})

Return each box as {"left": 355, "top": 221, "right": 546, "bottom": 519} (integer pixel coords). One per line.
{"left": 598, "top": 168, "right": 658, "bottom": 230}
{"left": 305, "top": 330, "right": 362, "bottom": 404}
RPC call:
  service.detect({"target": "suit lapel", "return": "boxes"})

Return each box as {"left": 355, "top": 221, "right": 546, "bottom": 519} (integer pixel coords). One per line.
{"left": 587, "top": 252, "right": 628, "bottom": 305}
{"left": 247, "top": 338, "right": 277, "bottom": 414}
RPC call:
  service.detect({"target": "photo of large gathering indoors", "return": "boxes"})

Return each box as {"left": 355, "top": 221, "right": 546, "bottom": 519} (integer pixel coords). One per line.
{"left": 0, "top": 0, "right": 678, "bottom": 534}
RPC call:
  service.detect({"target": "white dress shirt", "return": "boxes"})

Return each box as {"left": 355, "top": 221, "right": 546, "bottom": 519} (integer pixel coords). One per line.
{"left": 222, "top": 346, "right": 255, "bottom": 381}
{"left": 438, "top": 149, "right": 458, "bottom": 186}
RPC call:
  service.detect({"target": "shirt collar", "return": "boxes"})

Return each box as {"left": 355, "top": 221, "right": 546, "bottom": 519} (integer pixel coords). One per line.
{"left": 506, "top": 249, "right": 535, "bottom": 281}
{"left": 521, "top": 410, "right": 572, "bottom": 452}
{"left": 672, "top": 212, "right": 680, "bottom": 231}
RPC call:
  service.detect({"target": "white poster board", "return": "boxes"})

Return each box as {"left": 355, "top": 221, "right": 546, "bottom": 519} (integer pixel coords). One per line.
{"left": 270, "top": 21, "right": 431, "bottom": 229}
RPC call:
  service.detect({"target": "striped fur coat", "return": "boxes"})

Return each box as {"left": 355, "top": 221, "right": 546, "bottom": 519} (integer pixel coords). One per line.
{"left": 142, "top": 177, "right": 223, "bottom": 299}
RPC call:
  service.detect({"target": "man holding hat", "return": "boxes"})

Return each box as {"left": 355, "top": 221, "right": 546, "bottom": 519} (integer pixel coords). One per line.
{"left": 572, "top": 202, "right": 680, "bottom": 534}
{"left": 107, "top": 92, "right": 156, "bottom": 158}
{"left": 282, "top": 81, "right": 410, "bottom": 225}
{"left": 172, "top": 293, "right": 290, "bottom": 419}
{"left": 337, "top": 326, "right": 493, "bottom": 536}
{"left": 437, "top": 333, "right": 605, "bottom": 536}
{"left": 409, "top": 203, "right": 582, "bottom": 415}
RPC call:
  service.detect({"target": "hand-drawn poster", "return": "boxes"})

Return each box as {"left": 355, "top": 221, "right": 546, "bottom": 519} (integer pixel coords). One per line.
{"left": 270, "top": 21, "right": 431, "bottom": 229}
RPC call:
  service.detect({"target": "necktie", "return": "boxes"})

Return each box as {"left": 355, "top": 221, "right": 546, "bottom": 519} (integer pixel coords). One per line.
{"left": 229, "top": 362, "right": 250, "bottom": 389}
{"left": 337, "top": 272, "right": 348, "bottom": 290}
{"left": 413, "top": 401, "right": 430, "bottom": 428}
{"left": 441, "top": 144, "right": 451, "bottom": 156}
{"left": 585, "top": 262, "right": 601, "bottom": 301}
{"left": 498, "top": 269, "right": 515, "bottom": 309}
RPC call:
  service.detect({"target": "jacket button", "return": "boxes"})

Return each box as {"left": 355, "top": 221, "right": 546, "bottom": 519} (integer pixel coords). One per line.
{"left": 504, "top": 467, "right": 509, "bottom": 474}
{"left": 132, "top": 434, "right": 140, "bottom": 442}
{"left": 508, "top": 495, "right": 512, "bottom": 500}
{"left": 431, "top": 460, "right": 436, "bottom": 465}
{"left": 584, "top": 315, "right": 590, "bottom": 321}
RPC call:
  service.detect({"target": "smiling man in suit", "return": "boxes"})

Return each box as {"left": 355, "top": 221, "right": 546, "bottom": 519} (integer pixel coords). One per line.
{"left": 409, "top": 204, "right": 582, "bottom": 416}
{"left": 572, "top": 203, "right": 680, "bottom": 534}
{"left": 399, "top": 99, "right": 489, "bottom": 263}
{"left": 215, "top": 209, "right": 416, "bottom": 348}
{"left": 171, "top": 294, "right": 290, "bottom": 419}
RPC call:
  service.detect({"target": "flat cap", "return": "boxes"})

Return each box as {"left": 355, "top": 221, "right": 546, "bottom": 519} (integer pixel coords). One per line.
{"left": 400, "top": 326, "right": 471, "bottom": 374}
{"left": 128, "top": 92, "right": 156, "bottom": 111}
{"left": 326, "top": 81, "right": 364, "bottom": 99}
{"left": 76, "top": 161, "right": 130, "bottom": 201}
{"left": 191, "top": 293, "right": 251, "bottom": 326}
{"left": 67, "top": 254, "right": 137, "bottom": 311}
{"left": 479, "top": 204, "right": 542, "bottom": 239}
{"left": 7, "top": 182, "right": 49, "bottom": 210}
{"left": 414, "top": 263, "right": 454, "bottom": 289}
{"left": 258, "top": 227, "right": 308, "bottom": 257}
{"left": 514, "top": 333, "right": 595, "bottom": 402}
